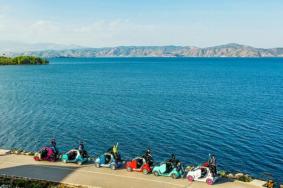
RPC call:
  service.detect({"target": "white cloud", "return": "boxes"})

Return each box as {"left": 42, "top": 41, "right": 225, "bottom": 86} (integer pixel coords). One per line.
{"left": 0, "top": 1, "right": 283, "bottom": 48}
{"left": 0, "top": 5, "right": 10, "bottom": 14}
{"left": 0, "top": 6, "right": 163, "bottom": 49}
{"left": 0, "top": 17, "right": 164, "bottom": 47}
{"left": 0, "top": 13, "right": 282, "bottom": 48}
{"left": 68, "top": 19, "right": 159, "bottom": 46}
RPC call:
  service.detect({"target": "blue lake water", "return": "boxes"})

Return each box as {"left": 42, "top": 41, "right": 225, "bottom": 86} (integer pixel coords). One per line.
{"left": 0, "top": 58, "right": 282, "bottom": 182}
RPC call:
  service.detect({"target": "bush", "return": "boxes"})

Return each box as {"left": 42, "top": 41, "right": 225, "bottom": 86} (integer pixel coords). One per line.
{"left": 238, "top": 175, "right": 253, "bottom": 182}
{"left": 0, "top": 175, "right": 85, "bottom": 188}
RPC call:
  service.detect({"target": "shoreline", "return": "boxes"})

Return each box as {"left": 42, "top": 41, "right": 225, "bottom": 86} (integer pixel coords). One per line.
{"left": 47, "top": 56, "right": 283, "bottom": 59}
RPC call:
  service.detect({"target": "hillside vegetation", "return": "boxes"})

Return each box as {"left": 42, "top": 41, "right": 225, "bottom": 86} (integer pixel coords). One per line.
{"left": 0, "top": 56, "right": 49, "bottom": 65}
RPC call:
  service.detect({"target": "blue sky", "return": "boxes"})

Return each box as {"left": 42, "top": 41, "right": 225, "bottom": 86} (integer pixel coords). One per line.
{"left": 0, "top": 0, "right": 282, "bottom": 47}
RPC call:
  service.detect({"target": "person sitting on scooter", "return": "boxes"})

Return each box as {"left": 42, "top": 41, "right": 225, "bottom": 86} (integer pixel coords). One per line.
{"left": 51, "top": 138, "right": 59, "bottom": 156}
{"left": 51, "top": 138, "right": 56, "bottom": 148}
{"left": 175, "top": 161, "right": 183, "bottom": 172}
{"left": 208, "top": 154, "right": 217, "bottom": 177}
{"left": 167, "top": 154, "right": 175, "bottom": 162}
{"left": 79, "top": 142, "right": 84, "bottom": 151}
{"left": 108, "top": 143, "right": 120, "bottom": 161}
{"left": 143, "top": 149, "right": 151, "bottom": 158}
{"left": 113, "top": 145, "right": 121, "bottom": 162}
{"left": 143, "top": 149, "right": 153, "bottom": 166}
{"left": 78, "top": 141, "right": 88, "bottom": 158}
{"left": 165, "top": 154, "right": 177, "bottom": 173}
{"left": 169, "top": 154, "right": 180, "bottom": 167}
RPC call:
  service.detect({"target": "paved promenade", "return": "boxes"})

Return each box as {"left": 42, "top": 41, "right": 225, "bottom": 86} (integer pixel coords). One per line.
{"left": 0, "top": 154, "right": 265, "bottom": 188}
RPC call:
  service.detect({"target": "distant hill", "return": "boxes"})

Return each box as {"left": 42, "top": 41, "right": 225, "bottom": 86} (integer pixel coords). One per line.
{"left": 3, "top": 43, "right": 283, "bottom": 57}
{"left": 0, "top": 41, "right": 84, "bottom": 53}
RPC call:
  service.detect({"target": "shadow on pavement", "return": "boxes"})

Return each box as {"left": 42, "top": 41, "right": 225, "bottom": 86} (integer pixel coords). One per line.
{"left": 0, "top": 164, "right": 80, "bottom": 183}
{"left": 214, "top": 177, "right": 234, "bottom": 185}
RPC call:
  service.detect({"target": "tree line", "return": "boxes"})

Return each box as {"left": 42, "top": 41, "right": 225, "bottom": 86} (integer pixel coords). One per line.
{"left": 0, "top": 56, "right": 49, "bottom": 65}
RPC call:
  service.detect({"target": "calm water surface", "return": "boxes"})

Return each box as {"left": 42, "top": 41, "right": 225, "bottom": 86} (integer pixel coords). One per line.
{"left": 0, "top": 58, "right": 282, "bottom": 182}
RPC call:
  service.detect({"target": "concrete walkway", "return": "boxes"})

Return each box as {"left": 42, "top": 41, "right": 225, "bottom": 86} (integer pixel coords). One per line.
{"left": 0, "top": 154, "right": 265, "bottom": 188}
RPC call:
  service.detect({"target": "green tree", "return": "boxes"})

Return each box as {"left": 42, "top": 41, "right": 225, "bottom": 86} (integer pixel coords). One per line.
{"left": 0, "top": 56, "right": 49, "bottom": 65}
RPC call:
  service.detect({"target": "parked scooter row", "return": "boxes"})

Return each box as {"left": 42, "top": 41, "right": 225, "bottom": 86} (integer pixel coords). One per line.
{"left": 33, "top": 140, "right": 219, "bottom": 185}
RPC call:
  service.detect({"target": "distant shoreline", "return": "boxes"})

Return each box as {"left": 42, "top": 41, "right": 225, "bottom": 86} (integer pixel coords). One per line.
{"left": 6, "top": 44, "right": 283, "bottom": 58}
{"left": 48, "top": 56, "right": 283, "bottom": 59}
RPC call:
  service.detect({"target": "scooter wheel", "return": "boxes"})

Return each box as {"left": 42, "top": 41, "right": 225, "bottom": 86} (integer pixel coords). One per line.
{"left": 187, "top": 175, "right": 194, "bottom": 182}
{"left": 127, "top": 167, "right": 132, "bottom": 172}
{"left": 143, "top": 169, "right": 148, "bottom": 175}
{"left": 171, "top": 173, "right": 177, "bottom": 179}
{"left": 111, "top": 164, "right": 116, "bottom": 170}
{"left": 153, "top": 171, "right": 159, "bottom": 176}
{"left": 34, "top": 156, "right": 40, "bottom": 161}
{"left": 95, "top": 163, "right": 100, "bottom": 168}
{"left": 206, "top": 178, "right": 213, "bottom": 185}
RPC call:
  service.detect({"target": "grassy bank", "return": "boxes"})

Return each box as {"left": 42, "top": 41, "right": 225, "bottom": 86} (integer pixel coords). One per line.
{"left": 0, "top": 175, "right": 86, "bottom": 188}
{"left": 0, "top": 56, "right": 48, "bottom": 65}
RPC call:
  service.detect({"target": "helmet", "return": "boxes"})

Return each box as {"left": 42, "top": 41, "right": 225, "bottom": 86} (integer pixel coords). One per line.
{"left": 113, "top": 144, "right": 118, "bottom": 154}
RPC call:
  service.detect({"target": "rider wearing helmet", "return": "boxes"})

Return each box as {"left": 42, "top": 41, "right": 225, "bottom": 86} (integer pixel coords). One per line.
{"left": 169, "top": 154, "right": 179, "bottom": 166}
{"left": 51, "top": 139, "right": 56, "bottom": 147}
{"left": 143, "top": 149, "right": 153, "bottom": 166}
{"left": 165, "top": 154, "right": 178, "bottom": 173}
{"left": 78, "top": 141, "right": 88, "bottom": 158}
{"left": 78, "top": 141, "right": 84, "bottom": 151}
{"left": 51, "top": 138, "right": 58, "bottom": 156}
{"left": 108, "top": 143, "right": 120, "bottom": 161}
{"left": 208, "top": 154, "right": 217, "bottom": 176}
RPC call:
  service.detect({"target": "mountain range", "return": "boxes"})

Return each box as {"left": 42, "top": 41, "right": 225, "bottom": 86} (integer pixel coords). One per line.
{"left": 0, "top": 41, "right": 83, "bottom": 53}
{"left": 1, "top": 42, "right": 283, "bottom": 57}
